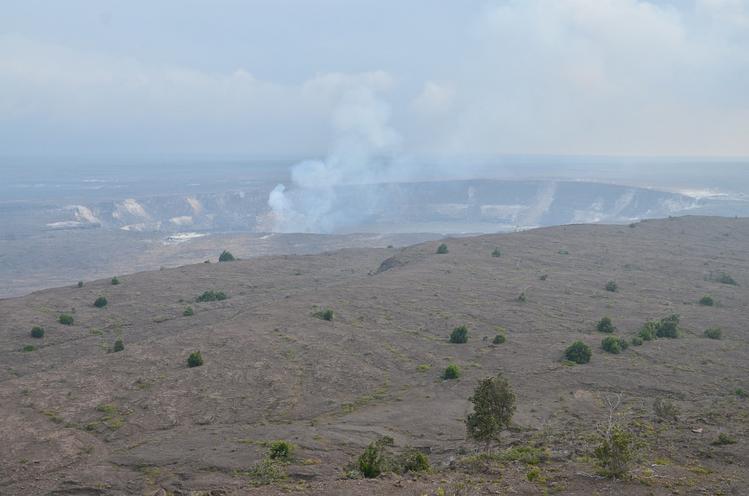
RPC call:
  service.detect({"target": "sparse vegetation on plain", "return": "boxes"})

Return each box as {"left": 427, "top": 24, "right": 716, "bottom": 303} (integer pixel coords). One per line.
{"left": 653, "top": 397, "right": 679, "bottom": 421}
{"left": 196, "top": 290, "right": 227, "bottom": 302}
{"left": 708, "top": 270, "right": 738, "bottom": 286}
{"left": 449, "top": 325, "right": 468, "bottom": 343}
{"left": 313, "top": 308, "right": 334, "bottom": 321}
{"left": 58, "top": 314, "right": 74, "bottom": 326}
{"left": 565, "top": 341, "right": 592, "bottom": 364}
{"left": 492, "top": 334, "right": 506, "bottom": 345}
{"left": 491, "top": 248, "right": 501, "bottom": 257}
{"left": 187, "top": 351, "right": 204, "bottom": 367}
{"left": 268, "top": 440, "right": 294, "bottom": 460}
{"left": 605, "top": 281, "right": 618, "bottom": 292}
{"left": 699, "top": 295, "right": 715, "bottom": 306}
{"left": 704, "top": 327, "right": 722, "bottom": 339}
{"left": 112, "top": 339, "right": 124, "bottom": 352}
{"left": 111, "top": 276, "right": 120, "bottom": 285}
{"left": 596, "top": 316, "right": 615, "bottom": 333}
{"left": 183, "top": 306, "right": 194, "bottom": 316}
{"left": 31, "top": 326, "right": 44, "bottom": 338}
{"left": 601, "top": 336, "right": 629, "bottom": 354}
{"left": 22, "top": 344, "right": 35, "bottom": 352}
{"left": 443, "top": 364, "right": 460, "bottom": 380}
{"left": 94, "top": 296, "right": 108, "bottom": 308}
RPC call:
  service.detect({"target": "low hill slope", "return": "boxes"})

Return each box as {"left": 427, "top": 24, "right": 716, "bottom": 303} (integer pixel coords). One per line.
{"left": 1, "top": 216, "right": 748, "bottom": 495}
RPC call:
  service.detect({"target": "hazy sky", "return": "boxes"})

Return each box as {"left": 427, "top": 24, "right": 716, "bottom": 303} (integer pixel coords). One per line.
{"left": 1, "top": 0, "right": 748, "bottom": 158}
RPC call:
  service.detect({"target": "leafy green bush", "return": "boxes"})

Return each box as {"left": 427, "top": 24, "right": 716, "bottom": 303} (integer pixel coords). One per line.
{"left": 31, "top": 326, "right": 44, "bottom": 338}
{"left": 196, "top": 290, "right": 227, "bottom": 302}
{"left": 601, "top": 336, "right": 628, "bottom": 354}
{"left": 22, "top": 344, "right": 35, "bottom": 352}
{"left": 94, "top": 296, "right": 108, "bottom": 308}
{"left": 596, "top": 317, "right": 615, "bottom": 333}
{"left": 113, "top": 339, "right": 124, "bottom": 352}
{"left": 111, "top": 277, "right": 120, "bottom": 285}
{"left": 436, "top": 243, "right": 448, "bottom": 254}
{"left": 187, "top": 351, "right": 204, "bottom": 368}
{"left": 653, "top": 397, "right": 679, "bottom": 421}
{"left": 395, "top": 448, "right": 430, "bottom": 474}
{"left": 699, "top": 295, "right": 715, "bottom": 306}
{"left": 466, "top": 374, "right": 516, "bottom": 445}
{"left": 605, "top": 281, "right": 618, "bottom": 292}
{"left": 565, "top": 341, "right": 591, "bottom": 364}
{"left": 183, "top": 306, "right": 194, "bottom": 316}
{"left": 218, "top": 250, "right": 236, "bottom": 262}
{"left": 594, "top": 425, "right": 634, "bottom": 478}
{"left": 655, "top": 314, "right": 680, "bottom": 338}
{"left": 77, "top": 281, "right": 84, "bottom": 288}
{"left": 58, "top": 314, "right": 74, "bottom": 326}
{"left": 638, "top": 321, "right": 658, "bottom": 341}
{"left": 709, "top": 271, "right": 737, "bottom": 286}
{"left": 539, "top": 274, "right": 548, "bottom": 281}
{"left": 704, "top": 327, "right": 722, "bottom": 339}
{"left": 313, "top": 308, "right": 334, "bottom": 321}
{"left": 492, "top": 334, "right": 506, "bottom": 345}
{"left": 268, "top": 440, "right": 294, "bottom": 460}
{"left": 735, "top": 388, "right": 747, "bottom": 399}
{"left": 713, "top": 433, "right": 736, "bottom": 445}
{"left": 491, "top": 248, "right": 501, "bottom": 257}
{"left": 449, "top": 325, "right": 468, "bottom": 343}
{"left": 517, "top": 291, "right": 527, "bottom": 302}
{"left": 358, "top": 437, "right": 392, "bottom": 478}
{"left": 630, "top": 336, "right": 643, "bottom": 346}
{"left": 443, "top": 364, "right": 460, "bottom": 380}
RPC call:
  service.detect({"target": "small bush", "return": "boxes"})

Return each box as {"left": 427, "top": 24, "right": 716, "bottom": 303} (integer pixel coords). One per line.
{"left": 539, "top": 274, "right": 548, "bottom": 281}
{"left": 704, "top": 327, "right": 722, "bottom": 340}
{"left": 594, "top": 425, "right": 634, "bottom": 478}
{"left": 653, "top": 397, "right": 679, "bottom": 421}
{"left": 605, "top": 281, "right": 618, "bottom": 292}
{"left": 466, "top": 374, "right": 516, "bottom": 445}
{"left": 113, "top": 339, "right": 124, "bottom": 353}
{"left": 565, "top": 341, "right": 592, "bottom": 364}
{"left": 449, "top": 325, "right": 468, "bottom": 343}
{"left": 713, "top": 433, "right": 736, "bottom": 445}
{"left": 527, "top": 466, "right": 541, "bottom": 482}
{"left": 218, "top": 250, "right": 236, "bottom": 262}
{"left": 638, "top": 321, "right": 658, "bottom": 341}
{"left": 22, "top": 344, "right": 35, "bottom": 352}
{"left": 313, "top": 308, "right": 334, "bottom": 321}
{"left": 111, "top": 277, "right": 120, "bottom": 285}
{"left": 492, "top": 334, "right": 506, "bottom": 345}
{"left": 196, "top": 290, "right": 227, "bottom": 302}
{"left": 94, "top": 296, "right": 108, "bottom": 308}
{"left": 395, "top": 448, "right": 430, "bottom": 474}
{"left": 31, "top": 326, "right": 45, "bottom": 339}
{"left": 601, "top": 336, "right": 628, "bottom": 354}
{"left": 735, "top": 388, "right": 747, "bottom": 399}
{"left": 77, "top": 281, "right": 84, "bottom": 288}
{"left": 183, "top": 306, "right": 194, "bottom": 317}
{"left": 491, "top": 248, "right": 501, "bottom": 257}
{"left": 597, "top": 317, "right": 615, "bottom": 333}
{"left": 436, "top": 243, "right": 449, "bottom": 254}
{"left": 268, "top": 440, "right": 294, "bottom": 460}
{"left": 709, "top": 271, "right": 737, "bottom": 286}
{"left": 187, "top": 351, "right": 204, "bottom": 368}
{"left": 630, "top": 336, "right": 643, "bottom": 346}
{"left": 58, "top": 314, "right": 74, "bottom": 326}
{"left": 699, "top": 295, "right": 715, "bottom": 306}
{"left": 358, "top": 437, "right": 392, "bottom": 478}
{"left": 443, "top": 364, "right": 460, "bottom": 380}
{"left": 655, "top": 314, "right": 680, "bottom": 338}
{"left": 517, "top": 291, "right": 527, "bottom": 302}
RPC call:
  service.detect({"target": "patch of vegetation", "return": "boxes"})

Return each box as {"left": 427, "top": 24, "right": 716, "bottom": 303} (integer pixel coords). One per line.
{"left": 358, "top": 437, "right": 392, "bottom": 478}
{"left": 638, "top": 321, "right": 658, "bottom": 341}
{"left": 713, "top": 433, "right": 736, "bottom": 446}
{"left": 653, "top": 397, "right": 679, "bottom": 422}
{"left": 596, "top": 317, "right": 615, "bottom": 333}
{"left": 355, "top": 437, "right": 430, "bottom": 478}
{"left": 539, "top": 274, "right": 548, "bottom": 281}
{"left": 196, "top": 290, "right": 227, "bottom": 302}
{"left": 526, "top": 466, "right": 542, "bottom": 482}
{"left": 605, "top": 281, "right": 618, "bottom": 292}
{"left": 313, "top": 308, "right": 334, "bottom": 321}
{"left": 708, "top": 271, "right": 738, "bottom": 286}
{"left": 268, "top": 440, "right": 294, "bottom": 460}
{"left": 492, "top": 334, "right": 506, "bottom": 345}
{"left": 601, "top": 336, "right": 629, "bottom": 354}
{"left": 77, "top": 281, "right": 84, "bottom": 288}
{"left": 499, "top": 445, "right": 549, "bottom": 465}
{"left": 704, "top": 327, "right": 722, "bottom": 340}
{"left": 491, "top": 248, "right": 501, "bottom": 257}
{"left": 466, "top": 373, "right": 516, "bottom": 446}
{"left": 517, "top": 291, "right": 527, "bottom": 302}
{"left": 416, "top": 364, "right": 431, "bottom": 372}
{"left": 558, "top": 249, "right": 569, "bottom": 255}
{"left": 436, "top": 243, "right": 449, "bottom": 254}
{"left": 443, "top": 364, "right": 460, "bottom": 380}
{"left": 58, "top": 314, "right": 74, "bottom": 326}
{"left": 630, "top": 336, "right": 643, "bottom": 346}
{"left": 111, "top": 277, "right": 120, "bottom": 285}
{"left": 449, "top": 325, "right": 468, "bottom": 343}
{"left": 655, "top": 314, "right": 680, "bottom": 338}
{"left": 94, "top": 296, "right": 108, "bottom": 308}
{"left": 187, "top": 351, "right": 204, "bottom": 368}
{"left": 242, "top": 458, "right": 287, "bottom": 485}
{"left": 595, "top": 424, "right": 634, "bottom": 479}
{"left": 396, "top": 448, "right": 430, "bottom": 473}
{"left": 22, "top": 344, "right": 35, "bottom": 352}
{"left": 112, "top": 339, "right": 124, "bottom": 353}
{"left": 31, "top": 326, "right": 44, "bottom": 339}
{"left": 218, "top": 250, "right": 236, "bottom": 262}
{"left": 183, "top": 306, "right": 194, "bottom": 316}
{"left": 735, "top": 388, "right": 748, "bottom": 399}
{"left": 565, "top": 341, "right": 592, "bottom": 364}
{"left": 699, "top": 295, "right": 715, "bottom": 306}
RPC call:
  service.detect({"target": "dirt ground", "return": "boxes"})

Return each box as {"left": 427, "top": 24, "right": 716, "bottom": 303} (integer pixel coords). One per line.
{"left": 0, "top": 216, "right": 747, "bottom": 495}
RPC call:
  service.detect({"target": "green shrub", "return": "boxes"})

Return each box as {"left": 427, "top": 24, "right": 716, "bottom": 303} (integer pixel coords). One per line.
{"left": 704, "top": 327, "right": 722, "bottom": 340}
{"left": 313, "top": 308, "right": 334, "bottom": 321}
{"left": 527, "top": 466, "right": 541, "bottom": 482}
{"left": 183, "top": 306, "right": 194, "bottom": 317}
{"left": 187, "top": 351, "right": 204, "bottom": 368}
{"left": 358, "top": 437, "right": 392, "bottom": 478}
{"left": 113, "top": 339, "right": 124, "bottom": 353}
{"left": 735, "top": 388, "right": 747, "bottom": 399}
{"left": 605, "top": 281, "right": 618, "bottom": 292}
{"left": 630, "top": 336, "right": 643, "bottom": 346}
{"left": 22, "top": 344, "right": 35, "bottom": 352}
{"left": 558, "top": 249, "right": 569, "bottom": 255}
{"left": 596, "top": 317, "right": 615, "bottom": 333}
{"left": 565, "top": 341, "right": 591, "bottom": 364}
{"left": 196, "top": 290, "right": 227, "bottom": 302}
{"left": 492, "top": 334, "right": 506, "bottom": 345}
{"left": 395, "top": 448, "right": 430, "bottom": 474}
{"left": 218, "top": 250, "right": 236, "bottom": 262}
{"left": 449, "top": 325, "right": 468, "bottom": 343}
{"left": 436, "top": 243, "right": 448, "bottom": 254}
{"left": 710, "top": 271, "right": 737, "bottom": 286}
{"left": 268, "top": 440, "right": 294, "bottom": 460}
{"left": 443, "top": 364, "right": 460, "bottom": 380}
{"left": 699, "top": 295, "right": 715, "bottom": 306}
{"left": 466, "top": 374, "right": 516, "bottom": 445}
{"left": 58, "top": 314, "right": 74, "bottom": 326}
{"left": 111, "top": 277, "right": 120, "bottom": 285}
{"left": 638, "top": 321, "right": 658, "bottom": 341}
{"left": 77, "top": 281, "right": 84, "bottom": 288}
{"left": 713, "top": 433, "right": 736, "bottom": 445}
{"left": 539, "top": 274, "right": 548, "bottom": 281}
{"left": 594, "top": 425, "right": 634, "bottom": 478}
{"left": 517, "top": 291, "right": 527, "bottom": 302}
{"left": 94, "top": 296, "right": 108, "bottom": 308}
{"left": 491, "top": 248, "right": 501, "bottom": 257}
{"left": 655, "top": 314, "right": 680, "bottom": 338}
{"left": 31, "top": 326, "right": 45, "bottom": 339}
{"left": 653, "top": 397, "right": 679, "bottom": 421}
{"left": 601, "top": 336, "right": 628, "bottom": 354}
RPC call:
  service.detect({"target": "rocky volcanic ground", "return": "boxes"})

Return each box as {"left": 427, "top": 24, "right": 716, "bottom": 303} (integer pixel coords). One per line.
{"left": 1, "top": 216, "right": 747, "bottom": 495}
